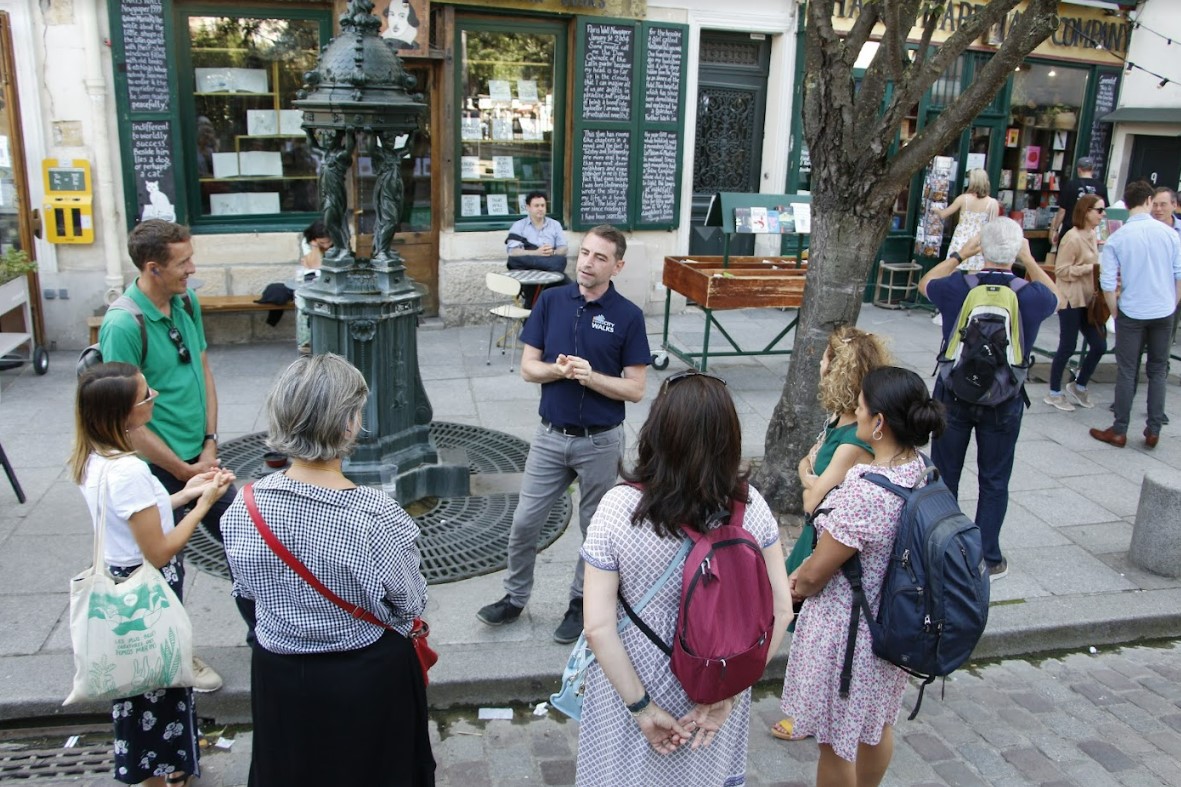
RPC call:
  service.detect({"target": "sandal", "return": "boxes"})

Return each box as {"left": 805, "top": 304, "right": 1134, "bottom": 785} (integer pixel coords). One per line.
{"left": 770, "top": 718, "right": 810, "bottom": 741}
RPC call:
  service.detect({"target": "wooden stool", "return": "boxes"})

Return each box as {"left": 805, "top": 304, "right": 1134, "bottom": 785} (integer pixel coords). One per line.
{"left": 873, "top": 261, "right": 922, "bottom": 309}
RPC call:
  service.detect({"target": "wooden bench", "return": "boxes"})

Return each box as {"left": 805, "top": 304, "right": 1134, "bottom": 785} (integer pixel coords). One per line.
{"left": 88, "top": 295, "right": 295, "bottom": 344}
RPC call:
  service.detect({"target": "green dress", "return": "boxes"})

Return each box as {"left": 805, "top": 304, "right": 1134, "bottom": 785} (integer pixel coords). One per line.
{"left": 785, "top": 418, "right": 872, "bottom": 631}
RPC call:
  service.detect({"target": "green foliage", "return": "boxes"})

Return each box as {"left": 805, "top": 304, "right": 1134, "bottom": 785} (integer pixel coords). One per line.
{"left": 0, "top": 248, "right": 35, "bottom": 286}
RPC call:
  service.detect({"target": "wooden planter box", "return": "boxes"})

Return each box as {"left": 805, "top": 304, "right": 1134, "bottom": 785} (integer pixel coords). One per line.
{"left": 663, "top": 256, "right": 807, "bottom": 310}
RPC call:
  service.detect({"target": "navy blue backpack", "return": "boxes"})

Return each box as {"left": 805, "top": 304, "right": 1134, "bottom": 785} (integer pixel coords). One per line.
{"left": 838, "top": 455, "right": 990, "bottom": 718}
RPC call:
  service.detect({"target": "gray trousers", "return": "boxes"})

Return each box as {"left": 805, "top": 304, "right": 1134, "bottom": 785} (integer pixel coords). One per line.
{"left": 1113, "top": 309, "right": 1174, "bottom": 436}
{"left": 504, "top": 422, "right": 623, "bottom": 607}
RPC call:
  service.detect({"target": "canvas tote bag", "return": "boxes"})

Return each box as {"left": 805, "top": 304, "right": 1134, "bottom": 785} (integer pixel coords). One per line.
{"left": 64, "top": 457, "right": 194, "bottom": 705}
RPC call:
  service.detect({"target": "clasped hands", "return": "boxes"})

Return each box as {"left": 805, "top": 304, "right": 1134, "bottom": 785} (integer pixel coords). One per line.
{"left": 182, "top": 467, "right": 236, "bottom": 507}
{"left": 637, "top": 697, "right": 735, "bottom": 754}
{"left": 556, "top": 353, "right": 594, "bottom": 386}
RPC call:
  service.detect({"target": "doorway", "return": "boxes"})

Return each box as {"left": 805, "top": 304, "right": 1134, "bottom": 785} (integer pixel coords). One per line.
{"left": 689, "top": 32, "right": 770, "bottom": 256}
{"left": 1127, "top": 134, "right": 1181, "bottom": 193}
{"left": 0, "top": 11, "right": 44, "bottom": 343}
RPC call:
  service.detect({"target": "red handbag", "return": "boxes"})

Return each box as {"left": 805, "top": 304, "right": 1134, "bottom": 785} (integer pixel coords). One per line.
{"left": 242, "top": 483, "right": 438, "bottom": 685}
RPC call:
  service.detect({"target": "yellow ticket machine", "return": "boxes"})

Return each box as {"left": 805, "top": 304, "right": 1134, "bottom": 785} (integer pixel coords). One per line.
{"left": 41, "top": 159, "right": 94, "bottom": 244}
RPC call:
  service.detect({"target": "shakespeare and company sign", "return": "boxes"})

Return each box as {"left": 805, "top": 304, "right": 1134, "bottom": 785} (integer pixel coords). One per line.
{"left": 829, "top": 1, "right": 1129, "bottom": 66}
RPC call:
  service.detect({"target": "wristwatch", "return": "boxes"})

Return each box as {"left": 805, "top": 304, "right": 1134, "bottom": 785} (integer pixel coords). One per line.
{"left": 204, "top": 433, "right": 219, "bottom": 444}
{"left": 627, "top": 691, "right": 651, "bottom": 716}
{"left": 949, "top": 251, "right": 963, "bottom": 263}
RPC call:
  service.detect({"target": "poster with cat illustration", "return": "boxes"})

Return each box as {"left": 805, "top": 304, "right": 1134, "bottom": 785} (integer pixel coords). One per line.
{"left": 131, "top": 120, "right": 178, "bottom": 225}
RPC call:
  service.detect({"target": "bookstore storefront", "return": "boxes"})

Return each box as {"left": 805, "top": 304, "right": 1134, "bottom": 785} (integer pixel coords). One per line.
{"left": 787, "top": 1, "right": 1129, "bottom": 263}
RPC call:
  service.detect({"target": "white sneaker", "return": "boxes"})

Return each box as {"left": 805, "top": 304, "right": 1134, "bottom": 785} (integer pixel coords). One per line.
{"left": 1065, "top": 382, "right": 1094, "bottom": 408}
{"left": 931, "top": 311, "right": 943, "bottom": 326}
{"left": 1044, "top": 393, "right": 1075, "bottom": 412}
{"left": 191, "top": 656, "right": 223, "bottom": 693}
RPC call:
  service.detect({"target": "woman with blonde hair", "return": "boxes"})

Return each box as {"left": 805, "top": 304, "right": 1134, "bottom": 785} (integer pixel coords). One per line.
{"left": 771, "top": 325, "right": 890, "bottom": 741}
{"left": 938, "top": 169, "right": 999, "bottom": 272}
{"left": 71, "top": 362, "right": 233, "bottom": 786}
{"left": 1045, "top": 193, "right": 1107, "bottom": 411}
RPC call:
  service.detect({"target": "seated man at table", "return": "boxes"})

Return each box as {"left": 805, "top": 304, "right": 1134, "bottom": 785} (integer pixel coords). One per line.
{"left": 507, "top": 192, "right": 571, "bottom": 307}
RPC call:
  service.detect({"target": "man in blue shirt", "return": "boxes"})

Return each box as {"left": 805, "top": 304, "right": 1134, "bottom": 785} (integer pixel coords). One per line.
{"left": 478, "top": 225, "right": 650, "bottom": 643}
{"left": 506, "top": 190, "right": 568, "bottom": 272}
{"left": 919, "top": 218, "right": 1059, "bottom": 581}
{"left": 1090, "top": 181, "right": 1181, "bottom": 449}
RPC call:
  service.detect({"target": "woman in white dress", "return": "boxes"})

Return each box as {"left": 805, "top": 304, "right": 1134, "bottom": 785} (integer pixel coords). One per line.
{"left": 938, "top": 168, "right": 999, "bottom": 271}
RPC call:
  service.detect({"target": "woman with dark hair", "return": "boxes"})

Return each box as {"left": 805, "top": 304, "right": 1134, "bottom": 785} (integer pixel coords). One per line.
{"left": 383, "top": 1, "right": 420, "bottom": 49}
{"left": 295, "top": 220, "right": 331, "bottom": 353}
{"left": 1045, "top": 193, "right": 1107, "bottom": 411}
{"left": 576, "top": 371, "right": 793, "bottom": 786}
{"left": 71, "top": 362, "right": 233, "bottom": 786}
{"left": 780, "top": 366, "right": 945, "bottom": 787}
{"left": 220, "top": 354, "right": 435, "bottom": 786}
{"left": 772, "top": 325, "right": 890, "bottom": 741}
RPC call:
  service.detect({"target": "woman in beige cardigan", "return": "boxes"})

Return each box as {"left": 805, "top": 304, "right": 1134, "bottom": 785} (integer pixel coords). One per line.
{"left": 1045, "top": 194, "right": 1107, "bottom": 411}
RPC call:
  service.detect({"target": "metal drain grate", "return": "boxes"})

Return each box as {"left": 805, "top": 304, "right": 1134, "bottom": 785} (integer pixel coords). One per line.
{"left": 188, "top": 422, "right": 571, "bottom": 584}
{"left": 0, "top": 746, "right": 113, "bottom": 781}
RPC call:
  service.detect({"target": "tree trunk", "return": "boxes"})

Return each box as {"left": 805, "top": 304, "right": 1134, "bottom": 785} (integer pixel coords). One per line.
{"left": 752, "top": 207, "right": 891, "bottom": 512}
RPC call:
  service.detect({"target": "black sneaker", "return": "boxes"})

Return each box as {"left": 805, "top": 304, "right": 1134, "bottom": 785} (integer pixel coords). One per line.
{"left": 988, "top": 559, "right": 1008, "bottom": 582}
{"left": 553, "top": 598, "right": 584, "bottom": 644}
{"left": 477, "top": 595, "right": 523, "bottom": 626}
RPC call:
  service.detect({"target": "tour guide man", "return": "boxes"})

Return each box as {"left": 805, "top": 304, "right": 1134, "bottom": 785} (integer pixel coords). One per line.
{"left": 98, "top": 219, "right": 248, "bottom": 690}
{"left": 478, "top": 224, "right": 650, "bottom": 644}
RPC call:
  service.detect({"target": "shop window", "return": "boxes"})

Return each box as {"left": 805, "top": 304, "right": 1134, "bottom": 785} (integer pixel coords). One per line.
{"left": 999, "top": 62, "right": 1089, "bottom": 231}
{"left": 928, "top": 54, "right": 966, "bottom": 108}
{"left": 455, "top": 18, "right": 567, "bottom": 230}
{"left": 177, "top": 9, "right": 331, "bottom": 228}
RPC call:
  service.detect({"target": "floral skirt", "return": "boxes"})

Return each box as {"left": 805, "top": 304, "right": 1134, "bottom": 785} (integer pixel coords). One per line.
{"left": 108, "top": 557, "right": 200, "bottom": 785}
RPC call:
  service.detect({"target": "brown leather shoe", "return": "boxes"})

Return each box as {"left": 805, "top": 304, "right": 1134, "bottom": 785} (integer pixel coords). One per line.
{"left": 1144, "top": 429, "right": 1159, "bottom": 449}
{"left": 1089, "top": 427, "right": 1127, "bottom": 447}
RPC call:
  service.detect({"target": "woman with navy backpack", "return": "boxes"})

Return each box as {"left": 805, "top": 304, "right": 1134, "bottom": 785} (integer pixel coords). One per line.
{"left": 780, "top": 367, "right": 945, "bottom": 787}
{"left": 575, "top": 370, "right": 793, "bottom": 786}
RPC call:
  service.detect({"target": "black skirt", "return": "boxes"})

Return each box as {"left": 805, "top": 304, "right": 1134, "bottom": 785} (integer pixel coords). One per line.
{"left": 108, "top": 557, "right": 200, "bottom": 784}
{"left": 249, "top": 629, "right": 435, "bottom": 786}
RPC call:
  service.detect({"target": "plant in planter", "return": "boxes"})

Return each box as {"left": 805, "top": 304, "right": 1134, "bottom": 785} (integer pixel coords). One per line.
{"left": 0, "top": 248, "right": 36, "bottom": 286}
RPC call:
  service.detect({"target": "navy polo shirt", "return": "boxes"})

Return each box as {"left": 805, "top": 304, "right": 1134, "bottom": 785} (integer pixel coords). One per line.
{"left": 926, "top": 270, "right": 1057, "bottom": 360}
{"left": 519, "top": 282, "right": 650, "bottom": 428}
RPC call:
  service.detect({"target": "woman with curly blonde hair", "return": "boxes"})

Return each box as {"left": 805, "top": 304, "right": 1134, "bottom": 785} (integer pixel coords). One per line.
{"left": 771, "top": 325, "right": 890, "bottom": 741}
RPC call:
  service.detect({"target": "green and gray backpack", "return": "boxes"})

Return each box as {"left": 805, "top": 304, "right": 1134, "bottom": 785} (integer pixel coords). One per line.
{"left": 937, "top": 273, "right": 1029, "bottom": 406}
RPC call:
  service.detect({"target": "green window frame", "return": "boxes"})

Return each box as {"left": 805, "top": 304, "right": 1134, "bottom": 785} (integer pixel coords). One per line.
{"left": 453, "top": 17, "right": 568, "bottom": 232}
{"left": 173, "top": 5, "right": 333, "bottom": 233}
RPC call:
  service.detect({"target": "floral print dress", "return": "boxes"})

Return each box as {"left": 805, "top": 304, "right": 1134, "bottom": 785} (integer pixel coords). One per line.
{"left": 109, "top": 556, "right": 200, "bottom": 784}
{"left": 780, "top": 458, "right": 924, "bottom": 762}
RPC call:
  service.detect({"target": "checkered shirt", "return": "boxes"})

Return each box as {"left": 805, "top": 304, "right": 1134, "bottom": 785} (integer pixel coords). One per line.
{"left": 221, "top": 472, "right": 428, "bottom": 654}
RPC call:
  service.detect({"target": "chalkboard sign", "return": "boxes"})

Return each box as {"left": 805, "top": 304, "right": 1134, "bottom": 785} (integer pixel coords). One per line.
{"left": 120, "top": 0, "right": 170, "bottom": 114}
{"left": 582, "top": 24, "right": 634, "bottom": 122}
{"left": 644, "top": 26, "right": 683, "bottom": 124}
{"left": 1087, "top": 71, "right": 1120, "bottom": 181}
{"left": 130, "top": 120, "right": 178, "bottom": 224}
{"left": 639, "top": 131, "right": 678, "bottom": 225}
{"left": 578, "top": 129, "right": 630, "bottom": 225}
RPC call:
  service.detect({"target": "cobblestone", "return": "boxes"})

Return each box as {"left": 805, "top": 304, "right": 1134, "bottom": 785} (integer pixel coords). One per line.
{"left": 15, "top": 642, "right": 1181, "bottom": 786}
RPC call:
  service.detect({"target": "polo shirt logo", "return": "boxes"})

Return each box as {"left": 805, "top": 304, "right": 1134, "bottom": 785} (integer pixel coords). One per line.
{"left": 591, "top": 314, "right": 615, "bottom": 333}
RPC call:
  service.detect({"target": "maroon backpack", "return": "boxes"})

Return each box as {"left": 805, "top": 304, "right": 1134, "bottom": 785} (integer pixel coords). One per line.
{"left": 620, "top": 491, "right": 775, "bottom": 704}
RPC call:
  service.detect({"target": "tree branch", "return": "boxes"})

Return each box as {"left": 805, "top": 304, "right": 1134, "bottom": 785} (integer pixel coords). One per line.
{"left": 910, "top": 4, "right": 942, "bottom": 73}
{"left": 841, "top": 0, "right": 881, "bottom": 67}
{"left": 889, "top": 0, "right": 1059, "bottom": 180}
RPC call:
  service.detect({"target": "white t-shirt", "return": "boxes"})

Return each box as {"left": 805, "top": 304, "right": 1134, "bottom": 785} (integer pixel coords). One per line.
{"left": 79, "top": 453, "right": 174, "bottom": 567}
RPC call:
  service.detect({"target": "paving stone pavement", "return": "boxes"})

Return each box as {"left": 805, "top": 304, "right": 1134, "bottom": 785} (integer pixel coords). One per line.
{"left": 12, "top": 641, "right": 1181, "bottom": 786}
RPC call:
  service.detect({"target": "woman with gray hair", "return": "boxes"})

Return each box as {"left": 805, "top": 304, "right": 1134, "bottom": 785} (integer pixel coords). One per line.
{"left": 221, "top": 353, "right": 435, "bottom": 786}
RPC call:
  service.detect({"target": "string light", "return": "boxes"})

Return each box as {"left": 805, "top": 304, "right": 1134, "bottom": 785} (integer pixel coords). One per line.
{"left": 1070, "top": 25, "right": 1178, "bottom": 90}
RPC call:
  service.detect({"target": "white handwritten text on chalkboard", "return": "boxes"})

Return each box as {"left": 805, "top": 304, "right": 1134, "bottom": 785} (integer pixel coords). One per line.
{"left": 121, "top": 0, "right": 169, "bottom": 114}
{"left": 644, "top": 27, "right": 682, "bottom": 124}
{"left": 580, "top": 130, "right": 630, "bottom": 225}
{"left": 582, "top": 25, "right": 633, "bottom": 122}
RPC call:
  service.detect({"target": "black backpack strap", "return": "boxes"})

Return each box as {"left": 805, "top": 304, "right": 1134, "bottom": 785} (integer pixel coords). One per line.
{"left": 837, "top": 554, "right": 876, "bottom": 698}
{"left": 618, "top": 590, "right": 672, "bottom": 657}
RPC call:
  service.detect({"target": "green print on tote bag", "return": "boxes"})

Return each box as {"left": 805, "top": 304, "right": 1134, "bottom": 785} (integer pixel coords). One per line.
{"left": 64, "top": 459, "right": 194, "bottom": 705}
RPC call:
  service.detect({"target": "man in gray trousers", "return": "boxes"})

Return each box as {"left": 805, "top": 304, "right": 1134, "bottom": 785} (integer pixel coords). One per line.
{"left": 1090, "top": 180, "right": 1181, "bottom": 449}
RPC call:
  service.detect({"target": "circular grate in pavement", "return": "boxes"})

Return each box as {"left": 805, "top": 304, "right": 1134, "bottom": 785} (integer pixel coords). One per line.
{"left": 0, "top": 745, "right": 113, "bottom": 781}
{"left": 187, "top": 422, "right": 571, "bottom": 585}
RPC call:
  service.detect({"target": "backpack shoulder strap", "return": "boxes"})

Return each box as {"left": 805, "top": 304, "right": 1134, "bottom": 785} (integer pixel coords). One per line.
{"left": 837, "top": 554, "right": 877, "bottom": 697}
{"left": 108, "top": 294, "right": 148, "bottom": 365}
{"left": 616, "top": 538, "right": 690, "bottom": 657}
{"left": 181, "top": 291, "right": 195, "bottom": 319}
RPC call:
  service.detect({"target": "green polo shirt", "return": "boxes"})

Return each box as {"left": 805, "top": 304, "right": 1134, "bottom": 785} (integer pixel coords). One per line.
{"left": 98, "top": 281, "right": 209, "bottom": 460}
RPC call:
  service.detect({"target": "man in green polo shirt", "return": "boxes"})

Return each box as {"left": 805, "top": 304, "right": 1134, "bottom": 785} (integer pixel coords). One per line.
{"left": 99, "top": 219, "right": 244, "bottom": 693}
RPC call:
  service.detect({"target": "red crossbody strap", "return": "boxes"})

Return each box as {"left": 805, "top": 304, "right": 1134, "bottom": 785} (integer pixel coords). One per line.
{"left": 242, "top": 483, "right": 391, "bottom": 631}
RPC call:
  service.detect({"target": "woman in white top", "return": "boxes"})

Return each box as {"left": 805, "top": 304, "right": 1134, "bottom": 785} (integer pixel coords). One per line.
{"left": 71, "top": 362, "right": 232, "bottom": 787}
{"left": 938, "top": 168, "right": 999, "bottom": 271}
